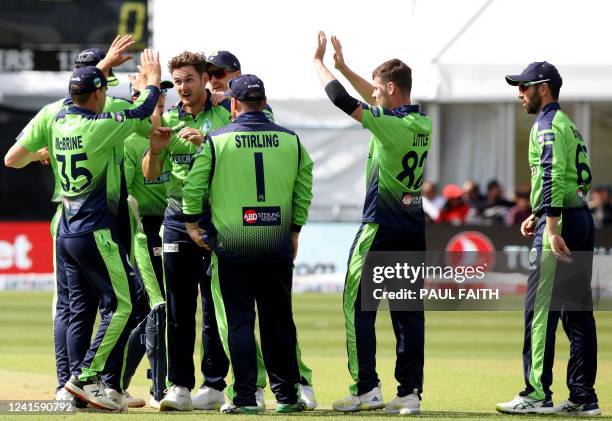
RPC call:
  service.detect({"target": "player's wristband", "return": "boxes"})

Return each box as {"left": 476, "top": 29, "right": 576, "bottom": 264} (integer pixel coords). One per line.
{"left": 325, "top": 80, "right": 361, "bottom": 115}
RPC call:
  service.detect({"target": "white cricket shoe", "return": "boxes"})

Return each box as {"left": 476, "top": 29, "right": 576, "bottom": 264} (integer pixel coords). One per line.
{"left": 64, "top": 375, "right": 121, "bottom": 411}
{"left": 106, "top": 389, "right": 128, "bottom": 412}
{"left": 192, "top": 385, "right": 224, "bottom": 410}
{"left": 385, "top": 393, "right": 420, "bottom": 415}
{"left": 55, "top": 388, "right": 73, "bottom": 401}
{"left": 332, "top": 385, "right": 385, "bottom": 412}
{"left": 124, "top": 390, "right": 145, "bottom": 408}
{"left": 298, "top": 384, "right": 317, "bottom": 410}
{"left": 149, "top": 396, "right": 161, "bottom": 409}
{"left": 496, "top": 395, "right": 555, "bottom": 414}
{"left": 554, "top": 400, "right": 601, "bottom": 416}
{"left": 159, "top": 385, "right": 193, "bottom": 411}
{"left": 255, "top": 387, "right": 266, "bottom": 410}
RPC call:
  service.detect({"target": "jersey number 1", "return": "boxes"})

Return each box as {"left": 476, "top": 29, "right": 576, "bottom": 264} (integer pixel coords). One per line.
{"left": 56, "top": 153, "right": 93, "bottom": 193}
{"left": 254, "top": 152, "right": 265, "bottom": 202}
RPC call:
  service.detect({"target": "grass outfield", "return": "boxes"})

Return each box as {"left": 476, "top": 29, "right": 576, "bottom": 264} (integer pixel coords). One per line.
{"left": 0, "top": 291, "right": 610, "bottom": 420}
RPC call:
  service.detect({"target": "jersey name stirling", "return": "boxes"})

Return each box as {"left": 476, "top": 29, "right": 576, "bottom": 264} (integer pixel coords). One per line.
{"left": 51, "top": 86, "right": 159, "bottom": 236}
{"left": 360, "top": 103, "right": 432, "bottom": 231}
{"left": 160, "top": 93, "right": 231, "bottom": 228}
{"left": 182, "top": 111, "right": 313, "bottom": 261}
{"left": 528, "top": 102, "right": 592, "bottom": 217}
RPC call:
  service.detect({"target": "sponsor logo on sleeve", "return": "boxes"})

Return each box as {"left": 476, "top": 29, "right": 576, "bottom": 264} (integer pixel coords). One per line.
{"left": 242, "top": 206, "right": 281, "bottom": 226}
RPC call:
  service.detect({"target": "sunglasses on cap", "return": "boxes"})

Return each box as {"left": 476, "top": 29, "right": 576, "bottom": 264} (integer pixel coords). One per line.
{"left": 518, "top": 79, "right": 550, "bottom": 92}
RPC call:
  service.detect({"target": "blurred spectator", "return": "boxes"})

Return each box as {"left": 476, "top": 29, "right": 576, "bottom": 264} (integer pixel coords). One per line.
{"left": 437, "top": 184, "right": 469, "bottom": 225}
{"left": 462, "top": 180, "right": 485, "bottom": 224}
{"left": 589, "top": 185, "right": 612, "bottom": 228}
{"left": 481, "top": 179, "right": 514, "bottom": 225}
{"left": 422, "top": 181, "right": 445, "bottom": 222}
{"left": 507, "top": 186, "right": 532, "bottom": 226}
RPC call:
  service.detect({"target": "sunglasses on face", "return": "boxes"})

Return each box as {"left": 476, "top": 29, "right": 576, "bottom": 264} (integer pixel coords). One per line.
{"left": 208, "top": 68, "right": 228, "bottom": 79}
{"left": 518, "top": 79, "right": 550, "bottom": 93}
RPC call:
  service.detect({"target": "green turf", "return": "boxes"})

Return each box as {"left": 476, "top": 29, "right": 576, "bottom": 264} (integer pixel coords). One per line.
{"left": 0, "top": 291, "right": 610, "bottom": 420}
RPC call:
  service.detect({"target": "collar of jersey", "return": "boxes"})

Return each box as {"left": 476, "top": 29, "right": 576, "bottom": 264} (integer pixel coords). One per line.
{"left": 536, "top": 101, "right": 560, "bottom": 121}
{"left": 233, "top": 111, "right": 269, "bottom": 124}
{"left": 177, "top": 89, "right": 213, "bottom": 119}
{"left": 391, "top": 104, "right": 420, "bottom": 117}
{"left": 66, "top": 105, "right": 97, "bottom": 117}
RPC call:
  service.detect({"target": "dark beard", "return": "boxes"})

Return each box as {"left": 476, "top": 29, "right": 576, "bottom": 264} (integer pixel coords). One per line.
{"left": 526, "top": 91, "right": 542, "bottom": 114}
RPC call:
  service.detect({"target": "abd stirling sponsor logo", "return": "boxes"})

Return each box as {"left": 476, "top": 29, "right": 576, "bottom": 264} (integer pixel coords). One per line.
{"left": 445, "top": 231, "right": 495, "bottom": 270}
{"left": 242, "top": 206, "right": 281, "bottom": 226}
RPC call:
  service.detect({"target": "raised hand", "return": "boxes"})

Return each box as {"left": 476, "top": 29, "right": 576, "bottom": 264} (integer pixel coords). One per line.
{"left": 314, "top": 31, "right": 327, "bottom": 62}
{"left": 149, "top": 127, "right": 172, "bottom": 154}
{"left": 331, "top": 35, "right": 347, "bottom": 71}
{"left": 140, "top": 49, "right": 161, "bottom": 86}
{"left": 104, "top": 34, "right": 135, "bottom": 67}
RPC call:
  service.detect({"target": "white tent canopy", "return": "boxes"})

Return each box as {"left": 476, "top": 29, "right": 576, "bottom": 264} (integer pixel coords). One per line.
{"left": 2, "top": 0, "right": 611, "bottom": 109}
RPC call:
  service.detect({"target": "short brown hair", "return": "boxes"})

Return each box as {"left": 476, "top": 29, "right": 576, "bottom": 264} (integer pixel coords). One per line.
{"left": 70, "top": 92, "right": 94, "bottom": 105}
{"left": 168, "top": 51, "right": 206, "bottom": 75}
{"left": 372, "top": 59, "right": 412, "bottom": 96}
{"left": 239, "top": 98, "right": 267, "bottom": 112}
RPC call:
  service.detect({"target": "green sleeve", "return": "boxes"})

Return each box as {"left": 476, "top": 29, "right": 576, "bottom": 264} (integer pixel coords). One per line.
{"left": 537, "top": 126, "right": 566, "bottom": 216}
{"left": 182, "top": 140, "right": 213, "bottom": 220}
{"left": 18, "top": 103, "right": 57, "bottom": 152}
{"left": 292, "top": 139, "right": 313, "bottom": 230}
{"left": 123, "top": 139, "right": 137, "bottom": 192}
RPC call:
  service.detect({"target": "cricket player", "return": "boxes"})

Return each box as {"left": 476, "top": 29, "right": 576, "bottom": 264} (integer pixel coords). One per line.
{"left": 52, "top": 49, "right": 164, "bottom": 410}
{"left": 3, "top": 35, "right": 147, "bottom": 404}
{"left": 121, "top": 78, "right": 175, "bottom": 408}
{"left": 314, "top": 32, "right": 430, "bottom": 415}
{"left": 182, "top": 74, "right": 313, "bottom": 414}
{"left": 205, "top": 49, "right": 317, "bottom": 410}
{"left": 497, "top": 62, "right": 599, "bottom": 416}
{"left": 142, "top": 51, "right": 231, "bottom": 411}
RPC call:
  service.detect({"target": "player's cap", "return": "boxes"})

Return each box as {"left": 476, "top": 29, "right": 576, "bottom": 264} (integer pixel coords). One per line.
{"left": 442, "top": 184, "right": 463, "bottom": 200}
{"left": 207, "top": 50, "right": 241, "bottom": 72}
{"left": 69, "top": 66, "right": 107, "bottom": 95}
{"left": 228, "top": 74, "right": 265, "bottom": 101}
{"left": 505, "top": 61, "right": 562, "bottom": 87}
{"left": 74, "top": 48, "right": 120, "bottom": 86}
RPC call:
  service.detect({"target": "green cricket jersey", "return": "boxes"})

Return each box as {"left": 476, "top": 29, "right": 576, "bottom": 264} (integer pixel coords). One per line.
{"left": 124, "top": 133, "right": 170, "bottom": 216}
{"left": 182, "top": 111, "right": 313, "bottom": 261}
{"left": 18, "top": 94, "right": 149, "bottom": 203}
{"left": 159, "top": 92, "right": 231, "bottom": 229}
{"left": 360, "top": 103, "right": 432, "bottom": 231}
{"left": 529, "top": 102, "right": 592, "bottom": 217}
{"left": 51, "top": 86, "right": 160, "bottom": 236}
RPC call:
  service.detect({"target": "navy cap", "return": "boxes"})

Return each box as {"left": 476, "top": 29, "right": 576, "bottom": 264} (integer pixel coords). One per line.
{"left": 505, "top": 61, "right": 562, "bottom": 87}
{"left": 207, "top": 50, "right": 241, "bottom": 72}
{"left": 69, "top": 66, "right": 107, "bottom": 95}
{"left": 74, "top": 48, "right": 119, "bottom": 86}
{"left": 228, "top": 74, "right": 265, "bottom": 100}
